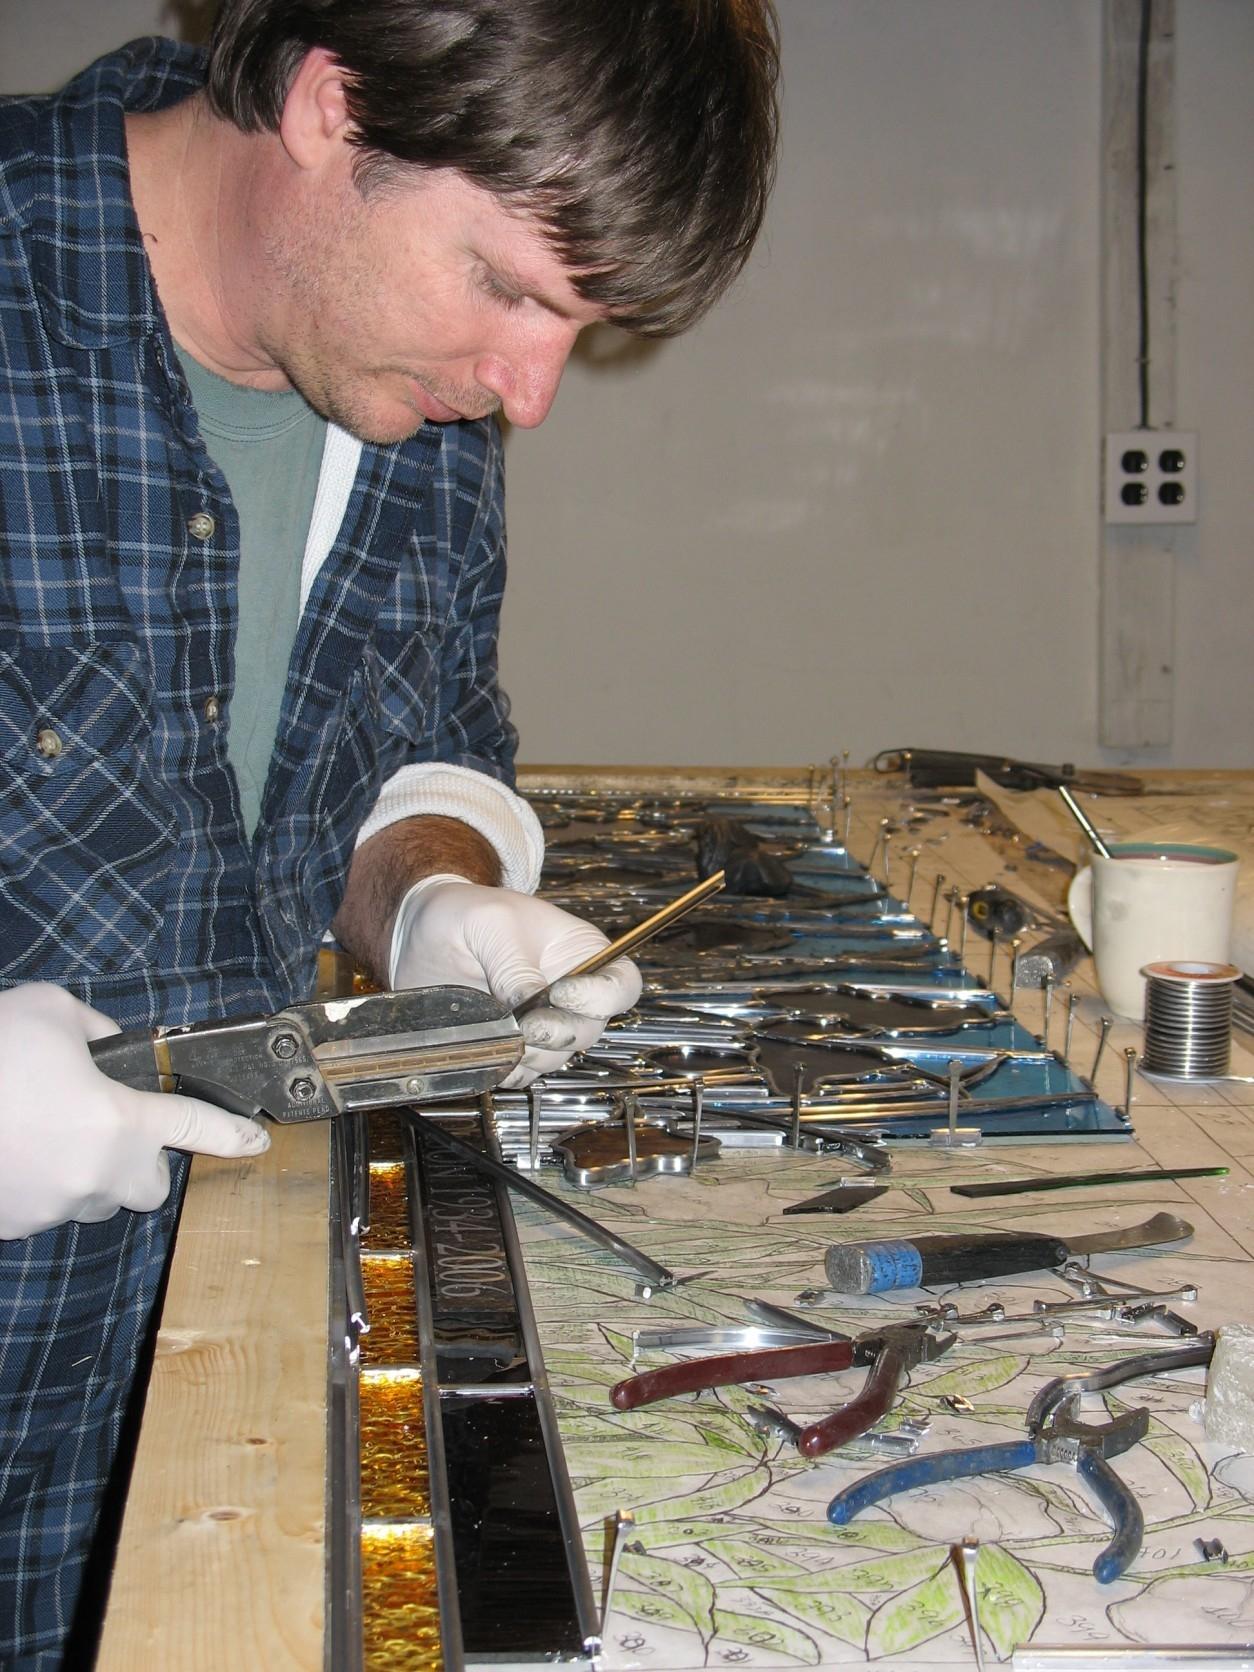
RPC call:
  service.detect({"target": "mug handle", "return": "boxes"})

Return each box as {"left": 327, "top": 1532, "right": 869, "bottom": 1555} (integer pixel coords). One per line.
{"left": 1067, "top": 867, "right": 1094, "bottom": 950}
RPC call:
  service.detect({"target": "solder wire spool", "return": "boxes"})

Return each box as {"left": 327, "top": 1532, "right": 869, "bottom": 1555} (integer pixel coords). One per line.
{"left": 1141, "top": 959, "right": 1241, "bottom": 1078}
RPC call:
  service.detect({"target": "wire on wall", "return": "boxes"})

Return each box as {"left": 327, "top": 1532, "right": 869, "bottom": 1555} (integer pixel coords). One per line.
{"left": 1135, "top": 0, "right": 1152, "bottom": 429}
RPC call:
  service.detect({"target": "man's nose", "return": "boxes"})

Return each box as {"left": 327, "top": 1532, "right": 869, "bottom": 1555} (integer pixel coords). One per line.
{"left": 477, "top": 318, "right": 581, "bottom": 429}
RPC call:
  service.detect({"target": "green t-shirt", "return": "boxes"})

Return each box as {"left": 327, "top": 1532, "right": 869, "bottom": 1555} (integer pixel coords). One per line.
{"left": 177, "top": 348, "right": 326, "bottom": 839}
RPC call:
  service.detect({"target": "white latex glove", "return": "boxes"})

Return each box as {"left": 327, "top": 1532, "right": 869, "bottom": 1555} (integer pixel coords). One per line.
{"left": 0, "top": 983, "right": 272, "bottom": 1241}
{"left": 389, "top": 874, "right": 642, "bottom": 1086}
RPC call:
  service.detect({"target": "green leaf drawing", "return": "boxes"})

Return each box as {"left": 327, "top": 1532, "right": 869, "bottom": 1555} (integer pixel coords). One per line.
{"left": 865, "top": 1555, "right": 964, "bottom": 1657}
{"left": 627, "top": 1518, "right": 755, "bottom": 1550}
{"left": 1129, "top": 1408, "right": 1212, "bottom": 1511}
{"left": 685, "top": 1413, "right": 766, "bottom": 1455}
{"left": 631, "top": 1398, "right": 771, "bottom": 1454}
{"left": 699, "top": 1536, "right": 808, "bottom": 1580}
{"left": 974, "top": 1544, "right": 1045, "bottom": 1659}
{"left": 622, "top": 1549, "right": 718, "bottom": 1640}
{"left": 753, "top": 1518, "right": 927, "bottom": 1553}
{"left": 633, "top": 1465, "right": 777, "bottom": 1523}
{"left": 565, "top": 1398, "right": 758, "bottom": 1456}
{"left": 542, "top": 1351, "right": 633, "bottom": 1389}
{"left": 711, "top": 1605, "right": 823, "bottom": 1664}
{"left": 571, "top": 1476, "right": 682, "bottom": 1524}
{"left": 614, "top": 1588, "right": 706, "bottom": 1639}
{"left": 916, "top": 1353, "right": 1029, "bottom": 1399}
{"left": 556, "top": 1409, "right": 647, "bottom": 1441}
{"left": 565, "top": 1438, "right": 752, "bottom": 1477}
{"left": 1012, "top": 1473, "right": 1101, "bottom": 1527}
{"left": 768, "top": 1546, "right": 951, "bottom": 1595}
{"left": 750, "top": 1577, "right": 872, "bottom": 1650}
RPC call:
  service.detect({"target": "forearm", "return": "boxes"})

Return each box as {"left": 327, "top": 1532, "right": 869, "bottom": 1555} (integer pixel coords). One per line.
{"left": 331, "top": 815, "right": 502, "bottom": 984}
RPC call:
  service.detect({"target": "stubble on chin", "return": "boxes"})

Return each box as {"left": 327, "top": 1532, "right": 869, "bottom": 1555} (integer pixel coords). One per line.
{"left": 254, "top": 198, "right": 421, "bottom": 443}
{"left": 255, "top": 188, "right": 498, "bottom": 443}
{"left": 297, "top": 369, "right": 430, "bottom": 445}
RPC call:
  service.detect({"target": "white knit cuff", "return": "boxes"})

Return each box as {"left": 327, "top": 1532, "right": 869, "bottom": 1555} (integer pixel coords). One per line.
{"left": 355, "top": 762, "right": 545, "bottom": 895}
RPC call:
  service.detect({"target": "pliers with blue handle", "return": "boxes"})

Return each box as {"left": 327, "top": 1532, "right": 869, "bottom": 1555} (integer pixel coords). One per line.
{"left": 826, "top": 1336, "right": 1215, "bottom": 1582}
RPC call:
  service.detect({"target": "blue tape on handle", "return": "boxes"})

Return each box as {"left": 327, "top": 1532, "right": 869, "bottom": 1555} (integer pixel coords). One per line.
{"left": 860, "top": 1240, "right": 924, "bottom": 1294}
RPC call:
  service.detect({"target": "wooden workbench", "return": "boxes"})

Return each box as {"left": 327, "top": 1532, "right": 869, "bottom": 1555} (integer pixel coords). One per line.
{"left": 97, "top": 767, "right": 1254, "bottom": 1669}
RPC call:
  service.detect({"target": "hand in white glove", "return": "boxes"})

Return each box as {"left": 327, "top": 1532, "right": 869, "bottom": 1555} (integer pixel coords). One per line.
{"left": 0, "top": 983, "right": 272, "bottom": 1241}
{"left": 389, "top": 875, "right": 642, "bottom": 1086}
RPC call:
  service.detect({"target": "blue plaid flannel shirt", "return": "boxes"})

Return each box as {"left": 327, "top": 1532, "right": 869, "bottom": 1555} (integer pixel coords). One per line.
{"left": 0, "top": 39, "right": 518, "bottom": 1664}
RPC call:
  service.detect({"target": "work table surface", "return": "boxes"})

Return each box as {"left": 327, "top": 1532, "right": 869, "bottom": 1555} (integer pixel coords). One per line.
{"left": 98, "top": 767, "right": 1254, "bottom": 1670}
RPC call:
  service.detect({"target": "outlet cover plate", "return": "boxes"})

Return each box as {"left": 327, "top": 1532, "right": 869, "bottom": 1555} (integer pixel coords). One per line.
{"left": 1104, "top": 430, "right": 1197, "bottom": 524}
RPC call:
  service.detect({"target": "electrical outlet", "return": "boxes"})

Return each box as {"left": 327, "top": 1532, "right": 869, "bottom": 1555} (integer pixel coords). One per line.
{"left": 1104, "top": 430, "right": 1197, "bottom": 524}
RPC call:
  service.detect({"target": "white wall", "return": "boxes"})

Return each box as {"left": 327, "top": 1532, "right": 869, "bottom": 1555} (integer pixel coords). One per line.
{"left": 3, "top": 3, "right": 1249, "bottom": 769}
{"left": 1171, "top": 3, "right": 1254, "bottom": 765}
{"left": 0, "top": 2, "right": 206, "bottom": 92}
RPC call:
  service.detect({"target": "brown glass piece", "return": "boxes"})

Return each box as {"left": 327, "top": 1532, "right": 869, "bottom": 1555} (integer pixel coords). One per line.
{"left": 359, "top": 1256, "right": 420, "bottom": 1366}
{"left": 361, "top": 1526, "right": 442, "bottom": 1672}
{"left": 361, "top": 1164, "right": 410, "bottom": 1250}
{"left": 359, "top": 1373, "right": 430, "bottom": 1519}
{"left": 552, "top": 1121, "right": 721, "bottom": 1187}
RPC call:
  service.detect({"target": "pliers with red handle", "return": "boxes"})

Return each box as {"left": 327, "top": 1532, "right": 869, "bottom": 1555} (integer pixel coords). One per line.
{"left": 609, "top": 1321, "right": 955, "bottom": 1457}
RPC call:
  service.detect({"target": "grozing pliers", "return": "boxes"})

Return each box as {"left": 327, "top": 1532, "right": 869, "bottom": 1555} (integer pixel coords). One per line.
{"left": 826, "top": 1336, "right": 1215, "bottom": 1582}
{"left": 609, "top": 1320, "right": 955, "bottom": 1458}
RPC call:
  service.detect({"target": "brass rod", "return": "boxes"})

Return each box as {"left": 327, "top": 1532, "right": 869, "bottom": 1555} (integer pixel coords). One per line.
{"left": 562, "top": 869, "right": 726, "bottom": 978}
{"left": 516, "top": 870, "right": 726, "bottom": 1014}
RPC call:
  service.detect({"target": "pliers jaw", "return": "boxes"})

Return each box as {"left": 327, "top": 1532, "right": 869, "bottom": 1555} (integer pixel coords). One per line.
{"left": 825, "top": 1338, "right": 1213, "bottom": 1585}
{"left": 1029, "top": 1394, "right": 1153, "bottom": 1584}
{"left": 795, "top": 1323, "right": 956, "bottom": 1459}
{"left": 1033, "top": 1396, "right": 1150, "bottom": 1468}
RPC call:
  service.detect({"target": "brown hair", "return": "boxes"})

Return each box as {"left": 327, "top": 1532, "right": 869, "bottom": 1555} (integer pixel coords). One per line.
{"left": 206, "top": 0, "right": 779, "bottom": 335}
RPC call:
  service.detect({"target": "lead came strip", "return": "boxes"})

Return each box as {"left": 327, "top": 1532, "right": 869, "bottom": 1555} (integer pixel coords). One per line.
{"left": 405, "top": 1110, "right": 596, "bottom": 1662}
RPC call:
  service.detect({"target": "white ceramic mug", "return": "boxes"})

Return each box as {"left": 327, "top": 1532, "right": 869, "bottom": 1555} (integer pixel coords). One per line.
{"left": 1067, "top": 841, "right": 1239, "bottom": 1020}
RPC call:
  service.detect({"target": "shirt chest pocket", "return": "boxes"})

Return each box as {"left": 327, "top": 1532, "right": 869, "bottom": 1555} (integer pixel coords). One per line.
{"left": 362, "top": 629, "right": 443, "bottom": 751}
{"left": 0, "top": 642, "right": 177, "bottom": 981}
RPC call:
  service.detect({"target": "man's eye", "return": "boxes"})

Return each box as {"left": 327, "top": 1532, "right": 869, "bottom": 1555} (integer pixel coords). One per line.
{"left": 480, "top": 269, "right": 524, "bottom": 309}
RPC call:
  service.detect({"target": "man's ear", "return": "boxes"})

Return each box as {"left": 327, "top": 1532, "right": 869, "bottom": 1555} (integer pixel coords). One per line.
{"left": 277, "top": 45, "right": 354, "bottom": 170}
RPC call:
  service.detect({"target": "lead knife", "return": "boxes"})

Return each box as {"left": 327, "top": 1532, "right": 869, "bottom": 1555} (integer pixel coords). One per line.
{"left": 88, "top": 986, "right": 523, "bottom": 1123}
{"left": 823, "top": 1210, "right": 1193, "bottom": 1294}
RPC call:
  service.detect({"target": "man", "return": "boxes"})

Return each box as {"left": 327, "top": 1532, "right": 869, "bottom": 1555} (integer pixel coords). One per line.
{"left": 0, "top": 0, "right": 779, "bottom": 1662}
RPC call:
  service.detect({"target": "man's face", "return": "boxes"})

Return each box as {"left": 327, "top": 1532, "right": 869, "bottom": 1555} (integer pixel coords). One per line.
{"left": 256, "top": 162, "right": 605, "bottom": 444}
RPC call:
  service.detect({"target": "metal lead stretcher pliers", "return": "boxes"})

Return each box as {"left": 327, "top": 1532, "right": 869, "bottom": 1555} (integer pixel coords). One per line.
{"left": 610, "top": 1321, "right": 956, "bottom": 1457}
{"left": 826, "top": 1336, "right": 1215, "bottom": 1581}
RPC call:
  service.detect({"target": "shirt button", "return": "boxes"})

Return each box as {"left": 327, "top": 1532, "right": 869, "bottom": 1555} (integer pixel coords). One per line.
{"left": 187, "top": 511, "right": 216, "bottom": 540}
{"left": 204, "top": 696, "right": 222, "bottom": 724}
{"left": 35, "top": 728, "right": 63, "bottom": 759}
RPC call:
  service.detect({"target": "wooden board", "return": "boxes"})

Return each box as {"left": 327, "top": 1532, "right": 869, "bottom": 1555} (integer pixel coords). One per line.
{"left": 96, "top": 1121, "right": 330, "bottom": 1670}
